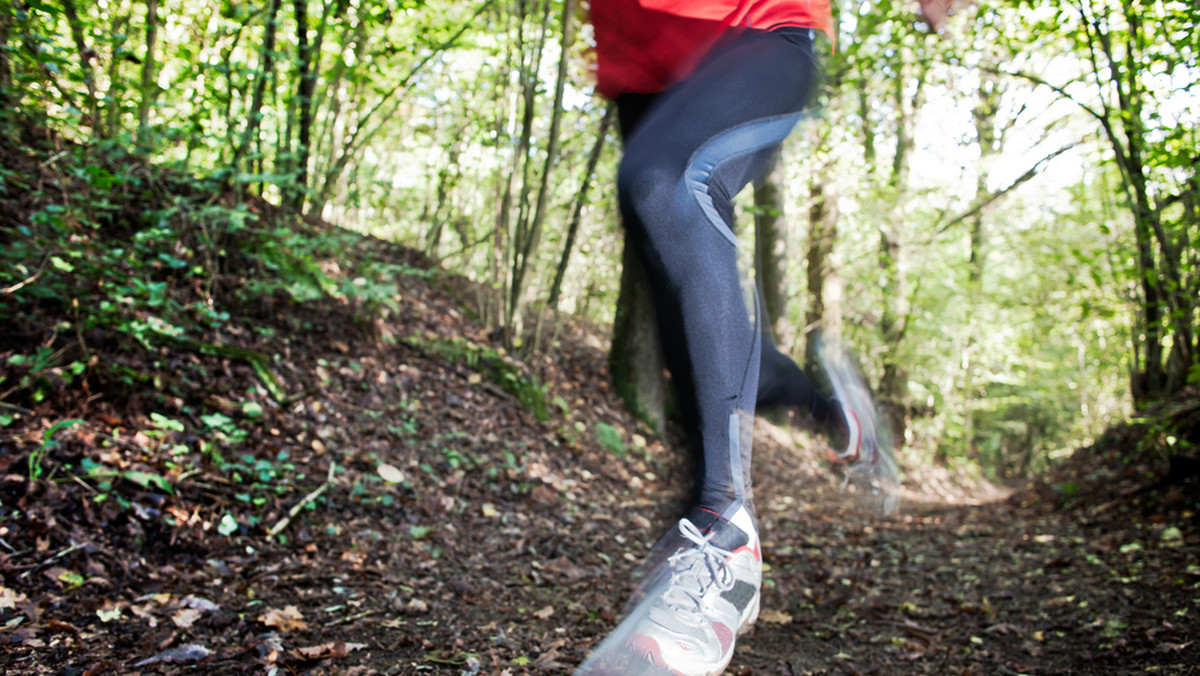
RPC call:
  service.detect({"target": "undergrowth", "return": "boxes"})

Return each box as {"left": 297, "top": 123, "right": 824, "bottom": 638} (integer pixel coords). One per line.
{"left": 0, "top": 117, "right": 446, "bottom": 529}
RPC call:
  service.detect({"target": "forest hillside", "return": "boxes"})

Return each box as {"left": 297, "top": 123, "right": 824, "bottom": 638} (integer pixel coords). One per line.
{"left": 2, "top": 126, "right": 1199, "bottom": 674}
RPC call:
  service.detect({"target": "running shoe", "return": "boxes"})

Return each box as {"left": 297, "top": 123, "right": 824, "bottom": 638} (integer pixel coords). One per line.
{"left": 822, "top": 345, "right": 902, "bottom": 514}
{"left": 823, "top": 348, "right": 880, "bottom": 465}
{"left": 625, "top": 505, "right": 761, "bottom": 676}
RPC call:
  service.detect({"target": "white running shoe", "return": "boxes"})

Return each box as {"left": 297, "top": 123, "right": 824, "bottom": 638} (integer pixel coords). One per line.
{"left": 625, "top": 505, "right": 761, "bottom": 676}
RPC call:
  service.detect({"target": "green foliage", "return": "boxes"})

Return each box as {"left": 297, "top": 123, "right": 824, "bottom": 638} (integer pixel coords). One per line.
{"left": 594, "top": 422, "right": 625, "bottom": 458}
{"left": 30, "top": 418, "right": 87, "bottom": 481}
{"left": 408, "top": 336, "right": 552, "bottom": 421}
{"left": 2, "top": 349, "right": 87, "bottom": 405}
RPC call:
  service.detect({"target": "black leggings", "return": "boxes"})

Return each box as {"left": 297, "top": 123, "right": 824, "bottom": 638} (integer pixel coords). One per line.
{"left": 616, "top": 27, "right": 834, "bottom": 516}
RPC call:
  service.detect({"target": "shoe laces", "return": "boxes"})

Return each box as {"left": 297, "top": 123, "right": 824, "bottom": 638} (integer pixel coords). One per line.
{"left": 659, "top": 518, "right": 736, "bottom": 621}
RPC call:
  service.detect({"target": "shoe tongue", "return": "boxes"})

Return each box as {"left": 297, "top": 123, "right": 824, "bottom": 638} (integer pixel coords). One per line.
{"left": 684, "top": 506, "right": 750, "bottom": 551}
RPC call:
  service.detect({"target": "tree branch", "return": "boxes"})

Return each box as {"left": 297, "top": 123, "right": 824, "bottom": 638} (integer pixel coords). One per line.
{"left": 318, "top": 0, "right": 494, "bottom": 201}
{"left": 934, "top": 142, "right": 1078, "bottom": 236}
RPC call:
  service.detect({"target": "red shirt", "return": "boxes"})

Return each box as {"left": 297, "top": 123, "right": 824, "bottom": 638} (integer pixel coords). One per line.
{"left": 591, "top": 0, "right": 833, "bottom": 98}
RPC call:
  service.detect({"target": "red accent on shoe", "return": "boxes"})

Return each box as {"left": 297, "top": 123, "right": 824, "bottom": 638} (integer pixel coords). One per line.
{"left": 629, "top": 633, "right": 665, "bottom": 665}
{"left": 713, "top": 622, "right": 735, "bottom": 653}
{"left": 733, "top": 541, "right": 762, "bottom": 561}
{"left": 844, "top": 409, "right": 862, "bottom": 461}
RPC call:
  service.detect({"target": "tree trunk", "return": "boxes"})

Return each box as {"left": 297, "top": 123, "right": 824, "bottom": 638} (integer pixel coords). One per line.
{"left": 547, "top": 101, "right": 615, "bottom": 310}
{"left": 961, "top": 71, "right": 1001, "bottom": 463}
{"left": 289, "top": 0, "right": 318, "bottom": 213}
{"left": 102, "top": 13, "right": 130, "bottom": 139}
{"left": 488, "top": 0, "right": 537, "bottom": 333}
{"left": 507, "top": 0, "right": 576, "bottom": 339}
{"left": 136, "top": 0, "right": 158, "bottom": 150}
{"left": 753, "top": 150, "right": 788, "bottom": 341}
{"left": 610, "top": 242, "right": 667, "bottom": 436}
{"left": 425, "top": 143, "right": 462, "bottom": 259}
{"left": 877, "top": 49, "right": 922, "bottom": 447}
{"left": 804, "top": 164, "right": 837, "bottom": 373}
{"left": 0, "top": 0, "right": 10, "bottom": 104}
{"left": 234, "top": 0, "right": 282, "bottom": 183}
{"left": 59, "top": 0, "right": 98, "bottom": 136}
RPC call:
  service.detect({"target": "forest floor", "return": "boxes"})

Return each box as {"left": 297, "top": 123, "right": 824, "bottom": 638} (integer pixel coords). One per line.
{"left": 2, "top": 132, "right": 1200, "bottom": 675}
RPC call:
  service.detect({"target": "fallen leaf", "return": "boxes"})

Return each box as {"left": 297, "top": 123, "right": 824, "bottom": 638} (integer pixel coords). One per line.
{"left": 45, "top": 619, "right": 81, "bottom": 633}
{"left": 378, "top": 463, "right": 407, "bottom": 483}
{"left": 45, "top": 567, "right": 85, "bottom": 589}
{"left": 0, "top": 585, "right": 28, "bottom": 611}
{"left": 533, "top": 605, "right": 555, "bottom": 620}
{"left": 133, "top": 643, "right": 213, "bottom": 667}
{"left": 172, "top": 608, "right": 204, "bottom": 628}
{"left": 544, "top": 556, "right": 589, "bottom": 582}
{"left": 96, "top": 601, "right": 123, "bottom": 623}
{"left": 130, "top": 603, "right": 159, "bottom": 627}
{"left": 259, "top": 605, "right": 309, "bottom": 631}
{"left": 178, "top": 595, "right": 219, "bottom": 612}
{"left": 758, "top": 609, "right": 793, "bottom": 625}
{"left": 532, "top": 643, "right": 566, "bottom": 670}
{"left": 292, "top": 641, "right": 368, "bottom": 659}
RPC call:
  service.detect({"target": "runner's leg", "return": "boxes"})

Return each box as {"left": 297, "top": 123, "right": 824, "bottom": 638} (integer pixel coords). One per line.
{"left": 617, "top": 27, "right": 820, "bottom": 516}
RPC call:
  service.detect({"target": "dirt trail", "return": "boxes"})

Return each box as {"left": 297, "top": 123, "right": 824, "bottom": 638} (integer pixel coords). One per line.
{"left": 2, "top": 234, "right": 1197, "bottom": 675}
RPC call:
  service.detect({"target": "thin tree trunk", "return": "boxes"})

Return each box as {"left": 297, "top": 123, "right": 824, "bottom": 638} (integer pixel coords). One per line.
{"left": 487, "top": 1, "right": 519, "bottom": 332}
{"left": 103, "top": 13, "right": 130, "bottom": 139}
{"left": 753, "top": 150, "right": 788, "bottom": 340}
{"left": 425, "top": 143, "right": 462, "bottom": 259}
{"left": 508, "top": 0, "right": 577, "bottom": 338}
{"left": 962, "top": 71, "right": 1001, "bottom": 464}
{"left": 233, "top": 0, "right": 282, "bottom": 181}
{"left": 804, "top": 158, "right": 837, "bottom": 373}
{"left": 59, "top": 0, "right": 98, "bottom": 136}
{"left": 137, "top": 0, "right": 159, "bottom": 150}
{"left": 289, "top": 0, "right": 318, "bottom": 212}
{"left": 0, "top": 0, "right": 11, "bottom": 103}
{"left": 501, "top": 0, "right": 550, "bottom": 342}
{"left": 877, "top": 49, "right": 922, "bottom": 447}
{"left": 547, "top": 101, "right": 615, "bottom": 310}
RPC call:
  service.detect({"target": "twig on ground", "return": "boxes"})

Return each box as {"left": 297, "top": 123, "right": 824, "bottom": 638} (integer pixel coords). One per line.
{"left": 0, "top": 256, "right": 51, "bottom": 296}
{"left": 324, "top": 609, "right": 378, "bottom": 627}
{"left": 267, "top": 462, "right": 336, "bottom": 538}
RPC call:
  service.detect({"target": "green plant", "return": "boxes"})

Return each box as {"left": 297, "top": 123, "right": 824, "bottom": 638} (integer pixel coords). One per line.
{"left": 31, "top": 419, "right": 87, "bottom": 481}
{"left": 595, "top": 422, "right": 625, "bottom": 458}
{"left": 2, "top": 348, "right": 87, "bottom": 404}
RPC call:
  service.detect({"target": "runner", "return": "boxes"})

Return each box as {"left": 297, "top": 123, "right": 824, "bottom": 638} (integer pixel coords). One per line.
{"left": 580, "top": 1, "right": 950, "bottom": 673}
